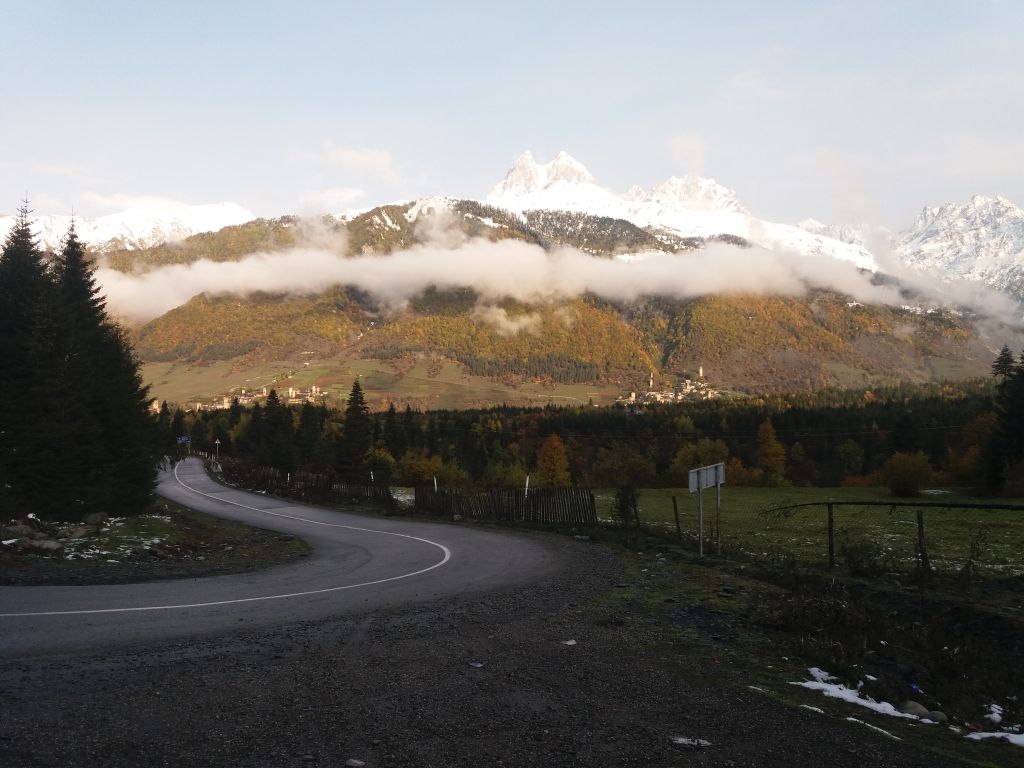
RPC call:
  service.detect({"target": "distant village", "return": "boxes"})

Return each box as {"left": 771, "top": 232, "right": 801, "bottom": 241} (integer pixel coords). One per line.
{"left": 617, "top": 368, "right": 719, "bottom": 406}
{"left": 150, "top": 369, "right": 719, "bottom": 414}
{"left": 152, "top": 385, "right": 329, "bottom": 414}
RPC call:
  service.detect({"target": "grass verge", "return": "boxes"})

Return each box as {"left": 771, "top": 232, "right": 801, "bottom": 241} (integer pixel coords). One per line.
{"left": 0, "top": 497, "right": 311, "bottom": 586}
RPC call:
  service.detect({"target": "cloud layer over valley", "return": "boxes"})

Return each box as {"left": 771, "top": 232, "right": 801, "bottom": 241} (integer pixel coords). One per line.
{"left": 97, "top": 235, "right": 923, "bottom": 326}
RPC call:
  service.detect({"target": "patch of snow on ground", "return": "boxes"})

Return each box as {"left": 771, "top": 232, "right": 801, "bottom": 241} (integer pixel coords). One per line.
{"left": 671, "top": 737, "right": 711, "bottom": 747}
{"left": 846, "top": 717, "right": 902, "bottom": 741}
{"left": 380, "top": 210, "right": 398, "bottom": 230}
{"left": 791, "top": 668, "right": 918, "bottom": 720}
{"left": 967, "top": 732, "right": 1024, "bottom": 747}
{"left": 390, "top": 488, "right": 414, "bottom": 508}
{"left": 986, "top": 704, "right": 1004, "bottom": 724}
{"left": 799, "top": 705, "right": 825, "bottom": 714}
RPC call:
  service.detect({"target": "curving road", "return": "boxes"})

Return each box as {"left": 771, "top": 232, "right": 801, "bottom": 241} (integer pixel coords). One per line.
{"left": 0, "top": 459, "right": 558, "bottom": 657}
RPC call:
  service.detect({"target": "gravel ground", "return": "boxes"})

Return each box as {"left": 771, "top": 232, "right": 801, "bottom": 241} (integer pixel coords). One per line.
{"left": 0, "top": 533, "right": 988, "bottom": 768}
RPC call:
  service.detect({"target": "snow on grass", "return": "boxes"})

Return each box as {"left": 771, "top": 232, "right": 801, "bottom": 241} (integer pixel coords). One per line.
{"left": 967, "top": 732, "right": 1024, "bottom": 747}
{"left": 791, "top": 668, "right": 918, "bottom": 720}
{"left": 800, "top": 705, "right": 825, "bottom": 714}
{"left": 61, "top": 514, "right": 174, "bottom": 560}
{"left": 846, "top": 717, "right": 902, "bottom": 741}
{"left": 671, "top": 736, "right": 711, "bottom": 747}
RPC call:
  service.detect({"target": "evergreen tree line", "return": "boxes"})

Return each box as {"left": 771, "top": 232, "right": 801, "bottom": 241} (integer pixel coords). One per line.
{"left": 180, "top": 363, "right": 1021, "bottom": 495}
{"left": 0, "top": 204, "right": 158, "bottom": 520}
{"left": 455, "top": 353, "right": 602, "bottom": 383}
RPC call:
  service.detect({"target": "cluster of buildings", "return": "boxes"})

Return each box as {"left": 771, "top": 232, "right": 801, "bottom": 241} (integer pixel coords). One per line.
{"left": 153, "top": 385, "right": 330, "bottom": 413}
{"left": 618, "top": 368, "right": 719, "bottom": 406}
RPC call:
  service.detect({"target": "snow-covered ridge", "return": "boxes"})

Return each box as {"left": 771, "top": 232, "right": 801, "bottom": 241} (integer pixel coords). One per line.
{"left": 894, "top": 195, "right": 1024, "bottom": 296}
{"left": 796, "top": 196, "right": 1024, "bottom": 299}
{"left": 0, "top": 202, "right": 255, "bottom": 252}
{"left": 486, "top": 151, "right": 879, "bottom": 271}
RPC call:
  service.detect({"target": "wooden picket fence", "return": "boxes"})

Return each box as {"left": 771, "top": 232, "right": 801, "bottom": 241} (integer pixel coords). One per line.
{"left": 414, "top": 486, "right": 597, "bottom": 525}
{"left": 219, "top": 461, "right": 394, "bottom": 505}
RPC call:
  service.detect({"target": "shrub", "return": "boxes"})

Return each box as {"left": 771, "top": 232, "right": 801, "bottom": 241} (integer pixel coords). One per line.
{"left": 879, "top": 451, "right": 933, "bottom": 497}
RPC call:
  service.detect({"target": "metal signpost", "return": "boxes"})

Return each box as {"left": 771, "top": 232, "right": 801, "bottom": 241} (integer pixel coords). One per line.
{"left": 688, "top": 462, "right": 725, "bottom": 556}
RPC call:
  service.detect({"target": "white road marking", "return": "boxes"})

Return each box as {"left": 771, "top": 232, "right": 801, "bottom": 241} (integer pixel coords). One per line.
{"left": 0, "top": 462, "right": 451, "bottom": 618}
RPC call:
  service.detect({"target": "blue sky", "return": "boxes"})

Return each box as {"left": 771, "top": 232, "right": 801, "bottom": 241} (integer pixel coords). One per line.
{"left": 3, "top": 0, "right": 1022, "bottom": 228}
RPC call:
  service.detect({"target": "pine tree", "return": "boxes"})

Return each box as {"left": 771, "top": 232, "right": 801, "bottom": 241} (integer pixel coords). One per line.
{"left": 383, "top": 402, "right": 406, "bottom": 459}
{"left": 171, "top": 408, "right": 187, "bottom": 447}
{"left": 86, "top": 324, "right": 158, "bottom": 513}
{"left": 59, "top": 225, "right": 156, "bottom": 516}
{"left": 337, "top": 380, "right": 372, "bottom": 480}
{"left": 262, "top": 390, "right": 296, "bottom": 472}
{"left": 984, "top": 349, "right": 1024, "bottom": 492}
{"left": 0, "top": 202, "right": 55, "bottom": 515}
{"left": 992, "top": 345, "right": 1016, "bottom": 380}
{"left": 157, "top": 401, "right": 173, "bottom": 455}
{"left": 228, "top": 397, "right": 243, "bottom": 427}
{"left": 49, "top": 223, "right": 108, "bottom": 513}
{"left": 0, "top": 213, "right": 156, "bottom": 519}
{"left": 296, "top": 402, "right": 322, "bottom": 465}
{"left": 238, "top": 403, "right": 264, "bottom": 458}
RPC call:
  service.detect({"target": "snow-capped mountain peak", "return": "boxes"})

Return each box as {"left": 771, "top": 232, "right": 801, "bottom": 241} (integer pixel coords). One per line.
{"left": 486, "top": 151, "right": 878, "bottom": 271}
{"left": 0, "top": 201, "right": 256, "bottom": 252}
{"left": 646, "top": 175, "right": 748, "bottom": 214}
{"left": 895, "top": 194, "right": 1024, "bottom": 296}
{"left": 492, "top": 150, "right": 596, "bottom": 197}
{"left": 796, "top": 218, "right": 884, "bottom": 249}
{"left": 546, "top": 150, "right": 595, "bottom": 185}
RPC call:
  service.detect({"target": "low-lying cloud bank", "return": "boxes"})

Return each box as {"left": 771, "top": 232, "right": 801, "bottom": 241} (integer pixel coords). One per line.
{"left": 96, "top": 235, "right": 1021, "bottom": 327}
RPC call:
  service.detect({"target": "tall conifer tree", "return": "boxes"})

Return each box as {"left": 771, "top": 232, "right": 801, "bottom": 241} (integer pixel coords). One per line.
{"left": 55, "top": 224, "right": 157, "bottom": 516}
{"left": 0, "top": 213, "right": 159, "bottom": 519}
{"left": 0, "top": 203, "right": 55, "bottom": 514}
{"left": 338, "top": 380, "right": 371, "bottom": 480}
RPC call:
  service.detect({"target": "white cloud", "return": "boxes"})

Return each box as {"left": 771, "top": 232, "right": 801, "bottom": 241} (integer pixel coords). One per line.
{"left": 472, "top": 305, "right": 541, "bottom": 336}
{"left": 82, "top": 192, "right": 193, "bottom": 212}
{"left": 319, "top": 142, "right": 403, "bottom": 185}
{"left": 96, "top": 236, "right": 911, "bottom": 324}
{"left": 667, "top": 133, "right": 708, "bottom": 175}
{"left": 921, "top": 71, "right": 1024, "bottom": 109}
{"left": 298, "top": 187, "right": 366, "bottom": 213}
{"left": 32, "top": 162, "right": 90, "bottom": 179}
{"left": 809, "top": 132, "right": 1024, "bottom": 221}
{"left": 31, "top": 192, "right": 67, "bottom": 214}
{"left": 723, "top": 68, "right": 786, "bottom": 101}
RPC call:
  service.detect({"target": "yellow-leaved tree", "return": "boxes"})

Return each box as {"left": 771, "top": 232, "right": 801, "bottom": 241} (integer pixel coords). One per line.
{"left": 534, "top": 434, "right": 571, "bottom": 487}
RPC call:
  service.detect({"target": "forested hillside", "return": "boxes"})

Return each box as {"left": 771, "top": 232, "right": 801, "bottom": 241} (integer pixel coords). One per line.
{"left": 103, "top": 201, "right": 1013, "bottom": 399}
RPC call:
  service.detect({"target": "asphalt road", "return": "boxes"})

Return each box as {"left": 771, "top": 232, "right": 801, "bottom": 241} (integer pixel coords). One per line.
{"left": 0, "top": 458, "right": 558, "bottom": 657}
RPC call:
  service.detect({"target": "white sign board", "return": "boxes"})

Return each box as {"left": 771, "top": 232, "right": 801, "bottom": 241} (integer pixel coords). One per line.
{"left": 688, "top": 462, "right": 725, "bottom": 492}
